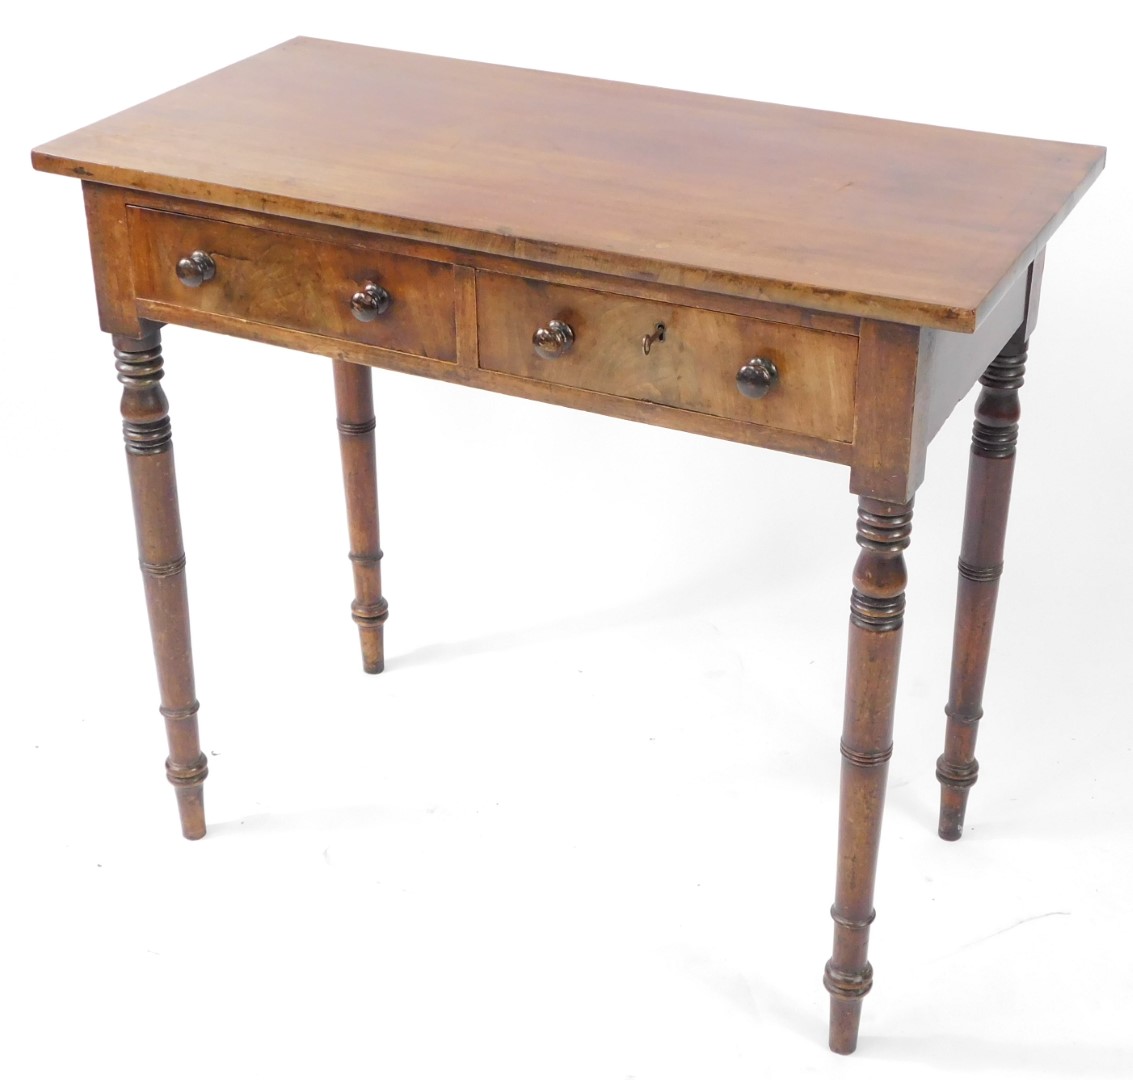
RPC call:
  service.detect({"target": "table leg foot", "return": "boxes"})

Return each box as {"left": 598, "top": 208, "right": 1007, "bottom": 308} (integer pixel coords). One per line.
{"left": 116, "top": 326, "right": 208, "bottom": 839}
{"left": 333, "top": 359, "right": 388, "bottom": 674}
{"left": 827, "top": 993, "right": 865, "bottom": 1055}
{"left": 168, "top": 747, "right": 208, "bottom": 841}
{"left": 937, "top": 328, "right": 1026, "bottom": 840}
{"left": 825, "top": 496, "right": 911, "bottom": 1053}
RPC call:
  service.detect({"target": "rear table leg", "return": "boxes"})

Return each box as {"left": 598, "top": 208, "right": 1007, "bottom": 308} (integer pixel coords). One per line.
{"left": 333, "top": 359, "right": 388, "bottom": 673}
{"left": 937, "top": 328, "right": 1027, "bottom": 840}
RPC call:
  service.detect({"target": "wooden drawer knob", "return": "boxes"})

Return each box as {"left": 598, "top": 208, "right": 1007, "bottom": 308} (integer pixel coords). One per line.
{"left": 175, "top": 251, "right": 216, "bottom": 288}
{"left": 736, "top": 357, "right": 779, "bottom": 399}
{"left": 351, "top": 281, "right": 392, "bottom": 321}
{"left": 533, "top": 319, "right": 575, "bottom": 360}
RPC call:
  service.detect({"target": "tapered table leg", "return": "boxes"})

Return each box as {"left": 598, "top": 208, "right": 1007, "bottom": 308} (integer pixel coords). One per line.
{"left": 333, "top": 359, "right": 388, "bottom": 673}
{"left": 115, "top": 327, "right": 207, "bottom": 840}
{"left": 937, "top": 328, "right": 1027, "bottom": 840}
{"left": 825, "top": 496, "right": 912, "bottom": 1053}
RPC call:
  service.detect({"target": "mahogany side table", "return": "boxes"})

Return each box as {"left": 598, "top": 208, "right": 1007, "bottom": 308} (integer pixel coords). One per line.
{"left": 31, "top": 38, "right": 1105, "bottom": 1053}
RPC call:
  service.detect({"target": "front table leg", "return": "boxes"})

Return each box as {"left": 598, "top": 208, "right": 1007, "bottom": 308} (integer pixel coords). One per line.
{"left": 824, "top": 496, "right": 912, "bottom": 1053}
{"left": 116, "top": 327, "right": 208, "bottom": 839}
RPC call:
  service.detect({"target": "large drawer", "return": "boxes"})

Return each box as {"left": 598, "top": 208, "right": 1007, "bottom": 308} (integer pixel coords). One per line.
{"left": 128, "top": 207, "right": 457, "bottom": 362}
{"left": 477, "top": 272, "right": 858, "bottom": 442}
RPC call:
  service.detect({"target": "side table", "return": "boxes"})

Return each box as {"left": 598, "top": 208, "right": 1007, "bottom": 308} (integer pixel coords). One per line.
{"left": 31, "top": 37, "right": 1105, "bottom": 1053}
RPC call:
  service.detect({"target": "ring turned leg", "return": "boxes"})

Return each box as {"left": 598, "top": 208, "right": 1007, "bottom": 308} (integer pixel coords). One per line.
{"left": 333, "top": 359, "right": 388, "bottom": 673}
{"left": 937, "top": 328, "right": 1027, "bottom": 840}
{"left": 825, "top": 496, "right": 912, "bottom": 1053}
{"left": 115, "top": 327, "right": 207, "bottom": 840}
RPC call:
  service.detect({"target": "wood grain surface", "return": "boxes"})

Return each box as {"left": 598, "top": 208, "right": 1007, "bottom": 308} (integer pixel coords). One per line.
{"left": 33, "top": 38, "right": 1104, "bottom": 331}
{"left": 477, "top": 271, "right": 858, "bottom": 442}
{"left": 129, "top": 206, "right": 457, "bottom": 362}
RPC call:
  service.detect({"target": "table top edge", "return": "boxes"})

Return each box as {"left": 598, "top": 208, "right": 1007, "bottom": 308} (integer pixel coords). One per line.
{"left": 30, "top": 38, "right": 1109, "bottom": 336}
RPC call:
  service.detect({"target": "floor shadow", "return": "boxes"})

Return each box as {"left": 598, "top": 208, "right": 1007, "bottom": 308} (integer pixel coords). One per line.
{"left": 390, "top": 534, "right": 822, "bottom": 671}
{"left": 205, "top": 802, "right": 392, "bottom": 838}
{"left": 866, "top": 1032, "right": 1133, "bottom": 1076}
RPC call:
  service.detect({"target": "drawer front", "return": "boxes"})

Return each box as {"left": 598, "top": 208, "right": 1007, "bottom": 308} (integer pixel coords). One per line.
{"left": 477, "top": 273, "right": 858, "bottom": 442}
{"left": 129, "top": 207, "right": 457, "bottom": 361}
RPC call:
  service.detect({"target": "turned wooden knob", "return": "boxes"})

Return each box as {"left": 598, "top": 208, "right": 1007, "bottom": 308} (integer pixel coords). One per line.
{"left": 533, "top": 319, "right": 575, "bottom": 360}
{"left": 351, "top": 282, "right": 392, "bottom": 321}
{"left": 736, "top": 357, "right": 779, "bottom": 399}
{"left": 175, "top": 251, "right": 216, "bottom": 288}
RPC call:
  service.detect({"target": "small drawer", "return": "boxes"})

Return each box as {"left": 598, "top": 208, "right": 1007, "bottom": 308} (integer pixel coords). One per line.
{"left": 128, "top": 207, "right": 457, "bottom": 361}
{"left": 477, "top": 273, "right": 858, "bottom": 442}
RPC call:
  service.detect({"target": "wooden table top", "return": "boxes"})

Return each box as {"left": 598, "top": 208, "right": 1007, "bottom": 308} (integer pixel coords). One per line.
{"left": 33, "top": 37, "right": 1104, "bottom": 332}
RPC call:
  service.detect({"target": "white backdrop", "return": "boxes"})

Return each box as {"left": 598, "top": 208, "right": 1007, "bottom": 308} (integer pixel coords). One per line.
{"left": 4, "top": 3, "right": 1130, "bottom": 1077}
